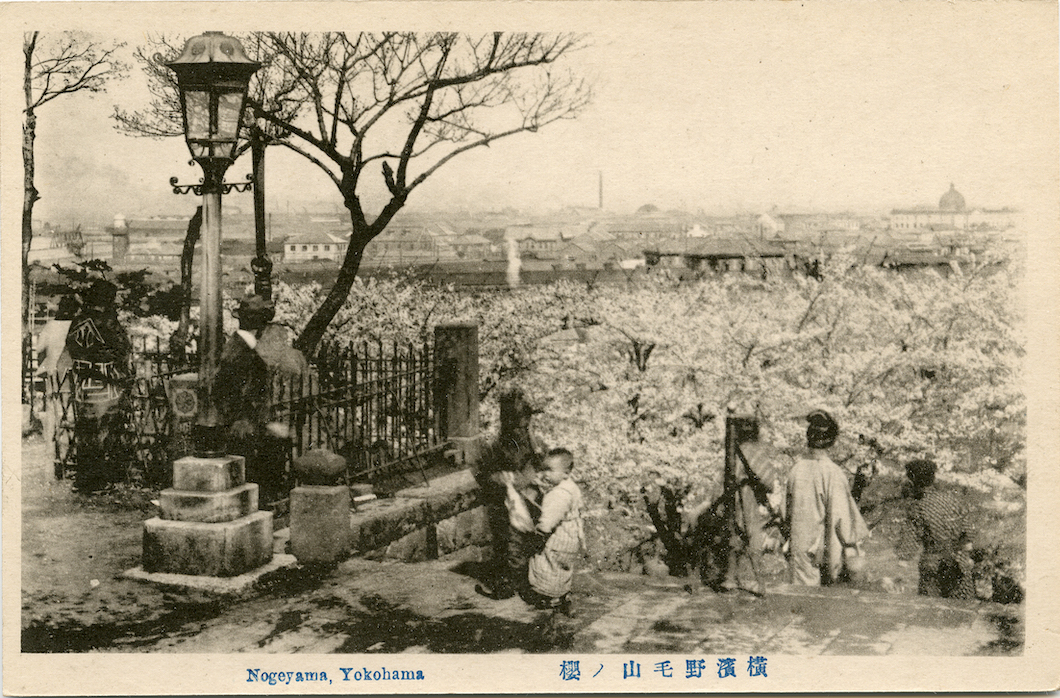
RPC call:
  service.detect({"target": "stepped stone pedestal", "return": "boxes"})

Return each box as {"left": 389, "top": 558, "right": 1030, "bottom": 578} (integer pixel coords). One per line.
{"left": 143, "top": 454, "right": 274, "bottom": 577}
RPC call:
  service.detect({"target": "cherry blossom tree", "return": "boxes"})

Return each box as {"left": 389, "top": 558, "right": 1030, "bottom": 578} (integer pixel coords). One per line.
{"left": 228, "top": 247, "right": 1024, "bottom": 570}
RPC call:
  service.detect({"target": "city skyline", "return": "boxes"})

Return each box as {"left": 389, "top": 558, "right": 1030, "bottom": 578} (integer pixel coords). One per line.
{"left": 15, "top": 3, "right": 1058, "bottom": 229}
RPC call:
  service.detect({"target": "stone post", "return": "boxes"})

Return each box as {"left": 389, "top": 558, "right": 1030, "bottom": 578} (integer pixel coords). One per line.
{"left": 290, "top": 486, "right": 350, "bottom": 565}
{"left": 166, "top": 372, "right": 200, "bottom": 470}
{"left": 434, "top": 323, "right": 481, "bottom": 466}
{"left": 289, "top": 450, "right": 351, "bottom": 565}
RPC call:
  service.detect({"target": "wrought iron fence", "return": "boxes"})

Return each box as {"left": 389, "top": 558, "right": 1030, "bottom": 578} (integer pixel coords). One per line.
{"left": 271, "top": 339, "right": 439, "bottom": 487}
{"left": 23, "top": 334, "right": 37, "bottom": 408}
{"left": 39, "top": 335, "right": 197, "bottom": 486}
{"left": 128, "top": 335, "right": 199, "bottom": 486}
{"left": 29, "top": 332, "right": 439, "bottom": 490}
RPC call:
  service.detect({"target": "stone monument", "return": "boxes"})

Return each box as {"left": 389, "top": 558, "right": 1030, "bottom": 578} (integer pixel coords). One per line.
{"left": 142, "top": 453, "right": 273, "bottom": 577}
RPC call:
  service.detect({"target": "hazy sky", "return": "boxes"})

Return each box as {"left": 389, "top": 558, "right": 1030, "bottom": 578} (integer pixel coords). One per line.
{"left": 19, "top": 1, "right": 1059, "bottom": 228}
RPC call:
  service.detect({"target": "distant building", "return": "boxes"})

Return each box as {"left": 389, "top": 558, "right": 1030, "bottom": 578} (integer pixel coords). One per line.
{"left": 551, "top": 241, "right": 594, "bottom": 267}
{"left": 284, "top": 231, "right": 350, "bottom": 263}
{"left": 567, "top": 227, "right": 616, "bottom": 245}
{"left": 122, "top": 215, "right": 193, "bottom": 241}
{"left": 890, "top": 184, "right": 1018, "bottom": 231}
{"left": 753, "top": 213, "right": 784, "bottom": 238}
{"left": 600, "top": 216, "right": 684, "bottom": 243}
{"left": 436, "top": 233, "right": 493, "bottom": 260}
{"left": 879, "top": 249, "right": 965, "bottom": 274}
{"left": 645, "top": 237, "right": 788, "bottom": 277}
{"left": 505, "top": 224, "right": 567, "bottom": 257}
{"left": 773, "top": 212, "right": 861, "bottom": 240}
{"left": 363, "top": 227, "right": 438, "bottom": 265}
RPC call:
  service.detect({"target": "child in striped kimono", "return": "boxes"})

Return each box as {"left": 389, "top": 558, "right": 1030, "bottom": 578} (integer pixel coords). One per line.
{"left": 525, "top": 448, "right": 585, "bottom": 614}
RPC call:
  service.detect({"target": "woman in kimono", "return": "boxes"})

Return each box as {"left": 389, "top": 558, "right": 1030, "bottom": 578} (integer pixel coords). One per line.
{"left": 785, "top": 410, "right": 870, "bottom": 586}
{"left": 66, "top": 281, "right": 132, "bottom": 493}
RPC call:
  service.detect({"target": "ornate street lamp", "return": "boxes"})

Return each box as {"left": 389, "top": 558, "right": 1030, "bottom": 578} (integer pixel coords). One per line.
{"left": 163, "top": 32, "right": 259, "bottom": 454}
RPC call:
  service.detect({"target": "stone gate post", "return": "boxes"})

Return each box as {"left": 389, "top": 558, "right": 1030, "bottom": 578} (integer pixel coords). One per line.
{"left": 434, "top": 323, "right": 482, "bottom": 466}
{"left": 166, "top": 372, "right": 200, "bottom": 471}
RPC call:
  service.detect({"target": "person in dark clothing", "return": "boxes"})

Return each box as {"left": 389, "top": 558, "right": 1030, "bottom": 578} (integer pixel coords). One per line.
{"left": 905, "top": 459, "right": 978, "bottom": 599}
{"left": 213, "top": 295, "right": 288, "bottom": 503}
{"left": 475, "top": 388, "right": 547, "bottom": 600}
{"left": 66, "top": 280, "right": 133, "bottom": 493}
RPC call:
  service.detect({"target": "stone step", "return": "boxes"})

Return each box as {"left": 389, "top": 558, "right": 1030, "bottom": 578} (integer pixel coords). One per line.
{"left": 160, "top": 483, "right": 258, "bottom": 523}
{"left": 575, "top": 572, "right": 1022, "bottom": 655}
{"left": 143, "top": 510, "right": 273, "bottom": 577}
{"left": 172, "top": 454, "right": 245, "bottom": 492}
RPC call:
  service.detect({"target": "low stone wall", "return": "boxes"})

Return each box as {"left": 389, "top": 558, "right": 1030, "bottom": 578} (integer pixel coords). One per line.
{"left": 348, "top": 469, "right": 490, "bottom": 562}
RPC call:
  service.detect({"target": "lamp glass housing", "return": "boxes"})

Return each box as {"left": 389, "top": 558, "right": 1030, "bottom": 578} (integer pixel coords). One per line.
{"left": 165, "top": 32, "right": 260, "bottom": 166}
{"left": 176, "top": 79, "right": 251, "bottom": 163}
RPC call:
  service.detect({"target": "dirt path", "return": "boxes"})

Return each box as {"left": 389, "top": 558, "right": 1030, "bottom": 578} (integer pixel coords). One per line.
{"left": 18, "top": 437, "right": 1023, "bottom": 655}
{"left": 20, "top": 437, "right": 186, "bottom": 651}
{"left": 19, "top": 437, "right": 579, "bottom": 653}
{"left": 21, "top": 438, "right": 144, "bottom": 601}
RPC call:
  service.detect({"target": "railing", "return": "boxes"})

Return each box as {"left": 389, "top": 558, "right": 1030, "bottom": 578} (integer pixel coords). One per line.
{"left": 23, "top": 333, "right": 43, "bottom": 414}
{"left": 39, "top": 335, "right": 198, "bottom": 486}
{"left": 128, "top": 335, "right": 198, "bottom": 486}
{"left": 272, "top": 340, "right": 439, "bottom": 486}
{"left": 29, "top": 332, "right": 439, "bottom": 491}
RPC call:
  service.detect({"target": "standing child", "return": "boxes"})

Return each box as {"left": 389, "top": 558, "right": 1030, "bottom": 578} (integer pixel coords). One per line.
{"left": 525, "top": 448, "right": 585, "bottom": 614}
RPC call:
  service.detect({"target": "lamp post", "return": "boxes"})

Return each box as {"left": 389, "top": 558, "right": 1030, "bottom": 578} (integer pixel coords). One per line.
{"left": 250, "top": 129, "right": 273, "bottom": 301}
{"left": 163, "top": 31, "right": 259, "bottom": 454}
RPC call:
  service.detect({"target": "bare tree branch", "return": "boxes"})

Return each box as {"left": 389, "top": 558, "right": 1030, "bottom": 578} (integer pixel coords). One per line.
{"left": 116, "top": 31, "right": 592, "bottom": 353}
{"left": 270, "top": 139, "right": 343, "bottom": 190}
{"left": 27, "top": 34, "right": 126, "bottom": 111}
{"left": 22, "top": 31, "right": 126, "bottom": 325}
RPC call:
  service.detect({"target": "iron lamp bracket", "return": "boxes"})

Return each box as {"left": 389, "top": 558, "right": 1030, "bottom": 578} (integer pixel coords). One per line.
{"left": 170, "top": 173, "right": 254, "bottom": 196}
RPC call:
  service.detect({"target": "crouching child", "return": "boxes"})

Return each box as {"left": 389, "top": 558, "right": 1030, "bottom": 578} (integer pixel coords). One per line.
{"left": 523, "top": 448, "right": 586, "bottom": 614}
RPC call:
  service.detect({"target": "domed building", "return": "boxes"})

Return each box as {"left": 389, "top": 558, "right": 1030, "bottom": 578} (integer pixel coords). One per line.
{"left": 938, "top": 183, "right": 966, "bottom": 212}
{"left": 890, "top": 184, "right": 1016, "bottom": 232}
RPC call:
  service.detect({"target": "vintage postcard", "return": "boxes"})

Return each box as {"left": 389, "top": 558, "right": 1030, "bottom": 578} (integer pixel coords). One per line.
{"left": 3, "top": 1, "right": 1058, "bottom": 694}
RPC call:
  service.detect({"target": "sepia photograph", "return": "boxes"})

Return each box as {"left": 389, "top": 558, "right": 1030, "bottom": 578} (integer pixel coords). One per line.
{"left": 3, "top": 1, "right": 1058, "bottom": 694}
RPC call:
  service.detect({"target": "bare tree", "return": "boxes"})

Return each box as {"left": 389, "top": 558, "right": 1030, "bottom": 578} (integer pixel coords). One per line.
{"left": 23, "top": 31, "right": 126, "bottom": 326}
{"left": 117, "top": 32, "right": 591, "bottom": 354}
{"left": 115, "top": 33, "right": 298, "bottom": 342}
